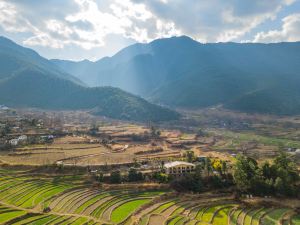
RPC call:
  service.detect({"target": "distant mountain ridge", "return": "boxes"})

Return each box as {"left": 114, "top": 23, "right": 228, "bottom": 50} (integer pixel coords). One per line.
{"left": 52, "top": 36, "right": 300, "bottom": 115}
{"left": 0, "top": 36, "right": 84, "bottom": 85}
{"left": 0, "top": 36, "right": 179, "bottom": 122}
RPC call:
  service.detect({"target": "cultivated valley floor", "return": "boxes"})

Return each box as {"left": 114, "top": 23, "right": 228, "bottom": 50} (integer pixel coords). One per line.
{"left": 0, "top": 168, "right": 299, "bottom": 225}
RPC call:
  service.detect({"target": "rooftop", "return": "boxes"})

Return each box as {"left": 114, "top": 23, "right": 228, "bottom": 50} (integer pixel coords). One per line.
{"left": 164, "top": 161, "right": 195, "bottom": 168}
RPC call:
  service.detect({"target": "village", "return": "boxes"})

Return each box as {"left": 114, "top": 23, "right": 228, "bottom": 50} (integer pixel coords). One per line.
{"left": 1, "top": 107, "right": 299, "bottom": 176}
{"left": 0, "top": 107, "right": 222, "bottom": 174}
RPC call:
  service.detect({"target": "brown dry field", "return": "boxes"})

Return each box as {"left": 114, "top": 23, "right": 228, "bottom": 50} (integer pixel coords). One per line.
{"left": 0, "top": 131, "right": 193, "bottom": 165}
{"left": 1, "top": 110, "right": 299, "bottom": 167}
{"left": 0, "top": 130, "right": 284, "bottom": 166}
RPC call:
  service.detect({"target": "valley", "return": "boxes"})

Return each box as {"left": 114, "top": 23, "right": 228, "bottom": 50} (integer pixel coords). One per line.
{"left": 2, "top": 108, "right": 300, "bottom": 167}
{"left": 0, "top": 19, "right": 299, "bottom": 225}
{"left": 0, "top": 107, "right": 299, "bottom": 224}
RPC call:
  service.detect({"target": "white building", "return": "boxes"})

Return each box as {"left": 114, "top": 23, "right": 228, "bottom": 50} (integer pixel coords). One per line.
{"left": 164, "top": 161, "right": 195, "bottom": 175}
{"left": 0, "top": 105, "right": 9, "bottom": 110}
{"left": 18, "top": 135, "right": 27, "bottom": 141}
{"left": 9, "top": 139, "right": 19, "bottom": 146}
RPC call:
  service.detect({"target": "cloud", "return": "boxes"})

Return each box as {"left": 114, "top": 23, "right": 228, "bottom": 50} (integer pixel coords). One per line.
{"left": 0, "top": 0, "right": 298, "bottom": 60}
{"left": 132, "top": 0, "right": 295, "bottom": 42}
{"left": 0, "top": 1, "right": 36, "bottom": 33}
{"left": 0, "top": 0, "right": 181, "bottom": 50}
{"left": 253, "top": 13, "right": 300, "bottom": 42}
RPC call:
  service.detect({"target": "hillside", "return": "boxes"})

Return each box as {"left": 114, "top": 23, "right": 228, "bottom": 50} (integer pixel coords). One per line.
{"left": 1, "top": 169, "right": 299, "bottom": 225}
{"left": 53, "top": 36, "right": 300, "bottom": 115}
{"left": 0, "top": 36, "right": 84, "bottom": 85}
{"left": 0, "top": 37, "right": 179, "bottom": 122}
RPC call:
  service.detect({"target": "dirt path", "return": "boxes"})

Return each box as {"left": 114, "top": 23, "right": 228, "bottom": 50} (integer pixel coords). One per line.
{"left": 148, "top": 214, "right": 166, "bottom": 225}
{"left": 0, "top": 200, "right": 107, "bottom": 224}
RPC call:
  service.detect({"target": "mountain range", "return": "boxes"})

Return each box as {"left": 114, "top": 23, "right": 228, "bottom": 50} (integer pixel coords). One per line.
{"left": 0, "top": 36, "right": 179, "bottom": 122}
{"left": 52, "top": 36, "right": 300, "bottom": 115}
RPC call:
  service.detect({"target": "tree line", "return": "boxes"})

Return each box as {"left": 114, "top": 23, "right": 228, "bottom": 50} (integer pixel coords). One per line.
{"left": 96, "top": 151, "right": 299, "bottom": 197}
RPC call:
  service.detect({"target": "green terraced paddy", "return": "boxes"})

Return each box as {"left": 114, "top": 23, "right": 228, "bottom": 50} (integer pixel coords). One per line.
{"left": 151, "top": 200, "right": 178, "bottom": 214}
{"left": 201, "top": 205, "right": 234, "bottom": 223}
{"left": 262, "top": 208, "right": 291, "bottom": 225}
{"left": 212, "top": 206, "right": 233, "bottom": 225}
{"left": 292, "top": 214, "right": 300, "bottom": 225}
{"left": 136, "top": 201, "right": 299, "bottom": 225}
{"left": 75, "top": 192, "right": 110, "bottom": 214}
{"left": 12, "top": 214, "right": 50, "bottom": 225}
{"left": 243, "top": 208, "right": 262, "bottom": 225}
{"left": 111, "top": 198, "right": 152, "bottom": 223}
{"left": 0, "top": 210, "right": 27, "bottom": 223}
{"left": 0, "top": 204, "right": 97, "bottom": 225}
{"left": 167, "top": 215, "right": 185, "bottom": 225}
{"left": 0, "top": 171, "right": 299, "bottom": 225}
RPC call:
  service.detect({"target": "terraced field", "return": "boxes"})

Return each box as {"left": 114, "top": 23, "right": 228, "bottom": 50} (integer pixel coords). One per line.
{"left": 136, "top": 198, "right": 300, "bottom": 225}
{"left": 0, "top": 169, "right": 164, "bottom": 224}
{"left": 0, "top": 169, "right": 299, "bottom": 225}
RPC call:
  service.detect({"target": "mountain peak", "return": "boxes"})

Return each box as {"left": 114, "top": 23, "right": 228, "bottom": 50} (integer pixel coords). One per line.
{"left": 149, "top": 35, "right": 197, "bottom": 44}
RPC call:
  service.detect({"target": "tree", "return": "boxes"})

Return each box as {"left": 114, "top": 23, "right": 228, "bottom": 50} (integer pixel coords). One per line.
{"left": 153, "top": 172, "right": 168, "bottom": 183}
{"left": 212, "top": 159, "right": 222, "bottom": 175}
{"left": 110, "top": 170, "right": 121, "bottom": 184}
{"left": 185, "top": 151, "right": 195, "bottom": 163}
{"left": 233, "top": 154, "right": 258, "bottom": 193}
{"left": 98, "top": 172, "right": 104, "bottom": 183}
{"left": 171, "top": 174, "right": 203, "bottom": 193}
{"left": 196, "top": 128, "right": 206, "bottom": 137}
{"left": 0, "top": 124, "right": 11, "bottom": 137}
{"left": 272, "top": 151, "right": 299, "bottom": 196}
{"left": 128, "top": 168, "right": 143, "bottom": 182}
{"left": 221, "top": 161, "right": 228, "bottom": 176}
{"left": 274, "top": 177, "right": 285, "bottom": 195}
{"left": 194, "top": 164, "right": 203, "bottom": 178}
{"left": 160, "top": 161, "right": 165, "bottom": 173}
{"left": 234, "top": 152, "right": 299, "bottom": 196}
{"left": 150, "top": 126, "right": 160, "bottom": 138}
{"left": 89, "top": 124, "right": 98, "bottom": 136}
{"left": 204, "top": 158, "right": 213, "bottom": 177}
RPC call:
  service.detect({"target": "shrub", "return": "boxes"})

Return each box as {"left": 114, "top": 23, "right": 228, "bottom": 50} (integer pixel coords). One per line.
{"left": 110, "top": 170, "right": 121, "bottom": 184}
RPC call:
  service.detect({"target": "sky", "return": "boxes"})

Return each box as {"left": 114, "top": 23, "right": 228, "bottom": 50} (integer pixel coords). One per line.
{"left": 0, "top": 0, "right": 299, "bottom": 61}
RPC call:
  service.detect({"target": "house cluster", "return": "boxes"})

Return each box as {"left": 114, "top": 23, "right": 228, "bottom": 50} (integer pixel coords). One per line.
{"left": 9, "top": 135, "right": 27, "bottom": 146}
{"left": 8, "top": 134, "right": 54, "bottom": 147}
{"left": 0, "top": 105, "right": 9, "bottom": 110}
{"left": 286, "top": 147, "right": 300, "bottom": 155}
{"left": 40, "top": 135, "right": 54, "bottom": 142}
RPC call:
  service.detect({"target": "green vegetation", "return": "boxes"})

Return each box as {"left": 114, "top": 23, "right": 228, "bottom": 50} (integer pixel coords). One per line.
{"left": 75, "top": 193, "right": 109, "bottom": 214}
{"left": 151, "top": 201, "right": 177, "bottom": 214}
{"left": 230, "top": 208, "right": 243, "bottom": 224}
{"left": 0, "top": 210, "right": 26, "bottom": 223}
{"left": 244, "top": 208, "right": 262, "bottom": 225}
{"left": 262, "top": 208, "right": 291, "bottom": 225}
{"left": 291, "top": 214, "right": 300, "bottom": 225}
{"left": 201, "top": 205, "right": 234, "bottom": 223}
{"left": 212, "top": 206, "right": 233, "bottom": 225}
{"left": 167, "top": 216, "right": 184, "bottom": 225}
{"left": 234, "top": 152, "right": 299, "bottom": 196}
{"left": 0, "top": 168, "right": 299, "bottom": 225}
{"left": 111, "top": 198, "right": 151, "bottom": 223}
{"left": 216, "top": 129, "right": 300, "bottom": 149}
{"left": 251, "top": 209, "right": 272, "bottom": 225}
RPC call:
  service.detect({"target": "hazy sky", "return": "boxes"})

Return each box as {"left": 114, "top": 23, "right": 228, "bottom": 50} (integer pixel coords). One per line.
{"left": 0, "top": 0, "right": 299, "bottom": 61}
